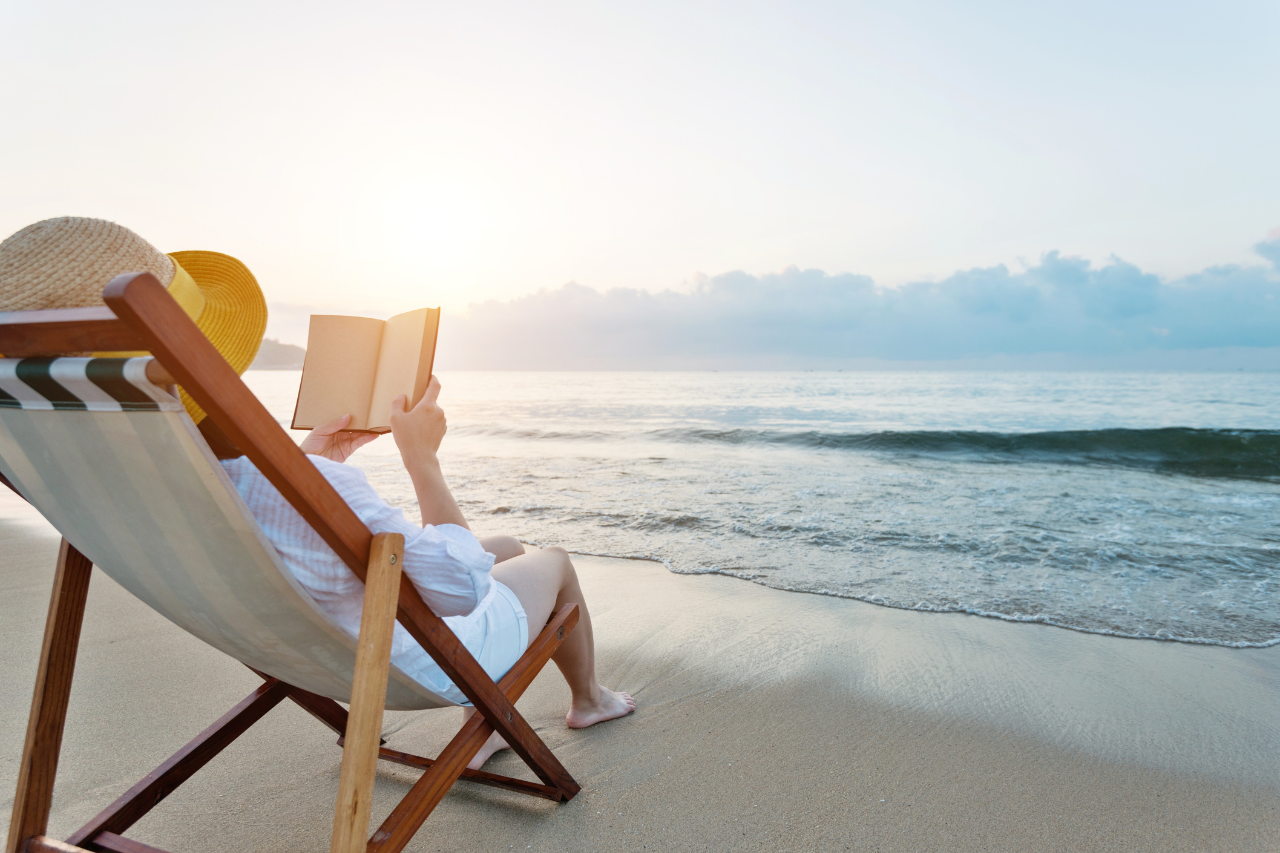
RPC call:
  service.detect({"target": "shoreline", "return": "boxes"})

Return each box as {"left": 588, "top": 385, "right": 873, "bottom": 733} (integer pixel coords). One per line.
{"left": 536, "top": 547, "right": 1280, "bottom": 650}
{"left": 687, "top": 569, "right": 1280, "bottom": 650}
{"left": 3, "top": 489, "right": 1278, "bottom": 850}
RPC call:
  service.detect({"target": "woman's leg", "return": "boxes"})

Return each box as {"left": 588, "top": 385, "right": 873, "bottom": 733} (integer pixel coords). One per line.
{"left": 479, "top": 535, "right": 526, "bottom": 563}
{"left": 464, "top": 546, "right": 635, "bottom": 768}
{"left": 492, "top": 546, "right": 635, "bottom": 723}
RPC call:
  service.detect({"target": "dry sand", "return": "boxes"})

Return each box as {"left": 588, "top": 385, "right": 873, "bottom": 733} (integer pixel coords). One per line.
{"left": 2, "top": 488, "right": 1279, "bottom": 852}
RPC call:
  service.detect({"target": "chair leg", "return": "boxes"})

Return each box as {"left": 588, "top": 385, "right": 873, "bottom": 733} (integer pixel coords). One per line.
{"left": 22, "top": 838, "right": 96, "bottom": 853}
{"left": 330, "top": 533, "right": 404, "bottom": 853}
{"left": 339, "top": 741, "right": 564, "bottom": 800}
{"left": 6, "top": 540, "right": 93, "bottom": 853}
{"left": 367, "top": 603, "right": 581, "bottom": 853}
{"left": 368, "top": 710, "right": 501, "bottom": 853}
{"left": 24, "top": 833, "right": 171, "bottom": 853}
{"left": 246, "top": 664, "right": 357, "bottom": 740}
{"left": 287, "top": 686, "right": 353, "bottom": 738}
{"left": 84, "top": 831, "right": 170, "bottom": 853}
{"left": 6, "top": 536, "right": 581, "bottom": 853}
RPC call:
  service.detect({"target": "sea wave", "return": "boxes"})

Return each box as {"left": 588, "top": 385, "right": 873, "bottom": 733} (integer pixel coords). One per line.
{"left": 453, "top": 425, "right": 1280, "bottom": 480}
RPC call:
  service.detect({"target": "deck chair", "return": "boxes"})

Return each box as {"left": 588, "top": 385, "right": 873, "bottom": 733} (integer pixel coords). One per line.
{"left": 0, "top": 273, "right": 580, "bottom": 853}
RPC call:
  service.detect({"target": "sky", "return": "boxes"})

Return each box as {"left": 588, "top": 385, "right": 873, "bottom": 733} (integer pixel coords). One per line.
{"left": 2, "top": 0, "right": 1278, "bottom": 365}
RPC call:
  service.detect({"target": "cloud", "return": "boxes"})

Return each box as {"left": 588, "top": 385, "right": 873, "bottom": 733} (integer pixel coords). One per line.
{"left": 1256, "top": 235, "right": 1280, "bottom": 270}
{"left": 432, "top": 240, "right": 1280, "bottom": 369}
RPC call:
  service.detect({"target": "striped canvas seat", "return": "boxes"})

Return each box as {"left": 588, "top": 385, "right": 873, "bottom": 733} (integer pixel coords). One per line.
{"left": 0, "top": 356, "right": 450, "bottom": 711}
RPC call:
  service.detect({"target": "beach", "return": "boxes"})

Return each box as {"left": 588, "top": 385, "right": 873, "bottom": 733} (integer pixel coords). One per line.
{"left": 3, "top": 488, "right": 1278, "bottom": 852}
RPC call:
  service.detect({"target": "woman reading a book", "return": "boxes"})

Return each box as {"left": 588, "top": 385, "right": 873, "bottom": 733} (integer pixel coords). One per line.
{"left": 1, "top": 216, "right": 634, "bottom": 774}
{"left": 259, "top": 379, "right": 636, "bottom": 769}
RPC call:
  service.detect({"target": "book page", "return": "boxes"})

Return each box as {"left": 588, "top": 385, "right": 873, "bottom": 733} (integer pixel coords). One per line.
{"left": 366, "top": 307, "right": 440, "bottom": 431}
{"left": 291, "top": 315, "right": 385, "bottom": 431}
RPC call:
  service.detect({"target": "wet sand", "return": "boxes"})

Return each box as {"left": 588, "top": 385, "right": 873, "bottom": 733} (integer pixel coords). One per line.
{"left": 2, "top": 489, "right": 1278, "bottom": 852}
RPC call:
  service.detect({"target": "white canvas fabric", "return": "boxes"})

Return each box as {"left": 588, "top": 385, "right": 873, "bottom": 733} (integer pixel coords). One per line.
{"left": 219, "top": 455, "right": 527, "bottom": 706}
{"left": 0, "top": 356, "right": 452, "bottom": 710}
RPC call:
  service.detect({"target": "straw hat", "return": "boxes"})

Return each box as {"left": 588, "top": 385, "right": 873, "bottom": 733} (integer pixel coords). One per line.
{"left": 0, "top": 217, "right": 267, "bottom": 423}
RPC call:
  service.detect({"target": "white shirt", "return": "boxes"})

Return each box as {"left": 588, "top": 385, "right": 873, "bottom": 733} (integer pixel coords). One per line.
{"left": 220, "top": 454, "right": 497, "bottom": 696}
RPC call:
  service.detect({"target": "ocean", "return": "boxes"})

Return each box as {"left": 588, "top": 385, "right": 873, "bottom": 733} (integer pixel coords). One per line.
{"left": 243, "top": 370, "right": 1280, "bottom": 648}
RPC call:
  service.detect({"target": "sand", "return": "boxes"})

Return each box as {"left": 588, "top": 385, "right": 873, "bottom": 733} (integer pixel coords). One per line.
{"left": 2, "top": 487, "right": 1279, "bottom": 852}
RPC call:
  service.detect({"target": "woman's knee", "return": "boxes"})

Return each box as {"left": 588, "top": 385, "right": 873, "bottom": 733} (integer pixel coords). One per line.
{"left": 542, "top": 546, "right": 579, "bottom": 587}
{"left": 480, "top": 535, "right": 526, "bottom": 563}
{"left": 491, "top": 545, "right": 577, "bottom": 609}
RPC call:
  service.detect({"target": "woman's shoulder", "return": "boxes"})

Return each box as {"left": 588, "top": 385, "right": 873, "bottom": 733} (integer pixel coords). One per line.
{"left": 221, "top": 454, "right": 372, "bottom": 500}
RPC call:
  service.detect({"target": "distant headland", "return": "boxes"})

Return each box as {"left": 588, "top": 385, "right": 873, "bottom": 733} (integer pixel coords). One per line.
{"left": 249, "top": 338, "right": 306, "bottom": 370}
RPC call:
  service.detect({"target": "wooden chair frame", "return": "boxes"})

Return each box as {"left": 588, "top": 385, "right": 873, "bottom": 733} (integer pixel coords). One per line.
{"left": 0, "top": 273, "right": 581, "bottom": 853}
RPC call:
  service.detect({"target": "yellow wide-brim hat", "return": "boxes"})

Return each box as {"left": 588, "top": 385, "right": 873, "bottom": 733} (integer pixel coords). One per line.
{"left": 0, "top": 217, "right": 267, "bottom": 424}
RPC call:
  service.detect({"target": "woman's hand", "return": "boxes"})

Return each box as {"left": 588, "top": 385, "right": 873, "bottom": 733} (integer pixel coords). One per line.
{"left": 388, "top": 376, "right": 468, "bottom": 528}
{"left": 299, "top": 414, "right": 380, "bottom": 463}
{"left": 389, "top": 376, "right": 447, "bottom": 468}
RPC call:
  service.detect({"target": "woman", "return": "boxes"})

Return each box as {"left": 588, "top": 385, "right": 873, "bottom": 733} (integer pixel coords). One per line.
{"left": 225, "top": 375, "right": 635, "bottom": 770}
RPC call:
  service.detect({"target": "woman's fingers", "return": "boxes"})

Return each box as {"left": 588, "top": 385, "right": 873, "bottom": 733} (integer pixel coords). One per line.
{"left": 300, "top": 414, "right": 352, "bottom": 456}
{"left": 422, "top": 375, "right": 442, "bottom": 405}
{"left": 314, "top": 413, "right": 352, "bottom": 435}
{"left": 346, "top": 432, "right": 380, "bottom": 452}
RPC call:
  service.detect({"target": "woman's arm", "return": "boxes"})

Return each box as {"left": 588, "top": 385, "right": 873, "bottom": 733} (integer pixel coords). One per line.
{"left": 388, "top": 376, "right": 469, "bottom": 530}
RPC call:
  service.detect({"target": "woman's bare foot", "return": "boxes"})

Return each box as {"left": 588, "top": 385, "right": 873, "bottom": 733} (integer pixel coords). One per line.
{"left": 467, "top": 728, "right": 510, "bottom": 771}
{"left": 566, "top": 687, "right": 636, "bottom": 729}
{"left": 465, "top": 688, "right": 635, "bottom": 768}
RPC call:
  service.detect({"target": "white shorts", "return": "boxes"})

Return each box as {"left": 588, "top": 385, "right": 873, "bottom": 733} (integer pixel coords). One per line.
{"left": 396, "top": 580, "right": 529, "bottom": 706}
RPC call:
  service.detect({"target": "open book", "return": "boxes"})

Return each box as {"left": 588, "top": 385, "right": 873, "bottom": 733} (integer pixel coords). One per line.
{"left": 291, "top": 308, "right": 440, "bottom": 433}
